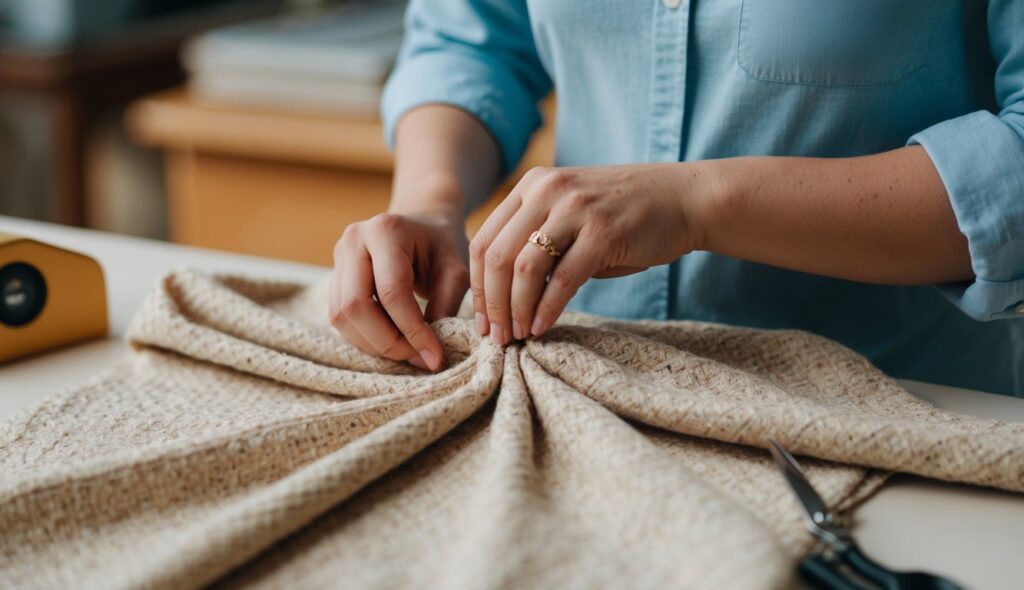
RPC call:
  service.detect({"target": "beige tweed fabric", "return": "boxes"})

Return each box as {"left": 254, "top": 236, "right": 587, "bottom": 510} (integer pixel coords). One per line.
{"left": 1, "top": 269, "right": 1022, "bottom": 590}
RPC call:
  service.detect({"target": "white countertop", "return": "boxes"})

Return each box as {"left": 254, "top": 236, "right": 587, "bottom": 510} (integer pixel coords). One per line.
{"left": 1, "top": 215, "right": 1022, "bottom": 589}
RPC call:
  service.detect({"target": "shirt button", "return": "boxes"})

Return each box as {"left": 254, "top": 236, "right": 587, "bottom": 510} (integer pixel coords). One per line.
{"left": 662, "top": 0, "right": 681, "bottom": 8}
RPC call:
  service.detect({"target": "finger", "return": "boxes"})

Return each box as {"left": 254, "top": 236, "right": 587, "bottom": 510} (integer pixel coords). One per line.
{"left": 336, "top": 241, "right": 420, "bottom": 362}
{"left": 369, "top": 238, "right": 446, "bottom": 371}
{"left": 484, "top": 199, "right": 552, "bottom": 345}
{"left": 530, "top": 235, "right": 602, "bottom": 337}
{"left": 424, "top": 261, "right": 470, "bottom": 322}
{"left": 328, "top": 231, "right": 389, "bottom": 355}
{"left": 327, "top": 266, "right": 377, "bottom": 354}
{"left": 510, "top": 221, "right": 574, "bottom": 340}
{"left": 469, "top": 190, "right": 523, "bottom": 335}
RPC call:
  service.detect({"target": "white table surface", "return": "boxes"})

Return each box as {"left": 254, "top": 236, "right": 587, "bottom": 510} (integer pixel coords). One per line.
{"left": 1, "top": 215, "right": 1022, "bottom": 589}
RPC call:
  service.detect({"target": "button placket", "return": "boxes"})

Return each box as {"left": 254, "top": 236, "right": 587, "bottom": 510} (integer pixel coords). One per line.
{"left": 646, "top": 0, "right": 689, "bottom": 163}
{"left": 646, "top": 0, "right": 690, "bottom": 319}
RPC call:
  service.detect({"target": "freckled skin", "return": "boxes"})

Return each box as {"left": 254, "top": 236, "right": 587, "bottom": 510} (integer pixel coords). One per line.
{"left": 328, "top": 105, "right": 972, "bottom": 361}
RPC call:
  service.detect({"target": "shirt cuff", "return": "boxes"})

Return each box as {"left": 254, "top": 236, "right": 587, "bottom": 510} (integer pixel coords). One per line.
{"left": 381, "top": 50, "right": 544, "bottom": 176}
{"left": 908, "top": 110, "right": 1024, "bottom": 321}
{"left": 936, "top": 279, "right": 1024, "bottom": 320}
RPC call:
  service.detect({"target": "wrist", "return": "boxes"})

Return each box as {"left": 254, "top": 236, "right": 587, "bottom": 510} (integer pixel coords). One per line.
{"left": 681, "top": 158, "right": 744, "bottom": 254}
{"left": 388, "top": 171, "right": 466, "bottom": 224}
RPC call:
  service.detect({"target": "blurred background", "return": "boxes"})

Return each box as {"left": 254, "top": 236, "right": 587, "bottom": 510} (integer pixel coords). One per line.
{"left": 0, "top": 0, "right": 553, "bottom": 265}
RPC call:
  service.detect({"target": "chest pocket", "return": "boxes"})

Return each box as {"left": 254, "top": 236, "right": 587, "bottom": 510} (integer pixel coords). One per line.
{"left": 737, "top": 0, "right": 934, "bottom": 87}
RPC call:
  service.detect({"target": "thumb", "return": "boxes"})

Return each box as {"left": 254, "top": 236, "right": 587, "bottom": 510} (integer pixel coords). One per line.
{"left": 594, "top": 265, "right": 649, "bottom": 279}
{"left": 424, "top": 262, "right": 471, "bottom": 322}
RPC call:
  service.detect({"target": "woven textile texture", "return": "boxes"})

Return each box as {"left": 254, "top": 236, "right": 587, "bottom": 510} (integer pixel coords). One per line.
{"left": 1, "top": 270, "right": 1022, "bottom": 590}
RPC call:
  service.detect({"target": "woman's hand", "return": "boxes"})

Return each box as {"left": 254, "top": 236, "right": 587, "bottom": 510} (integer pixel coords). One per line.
{"left": 470, "top": 163, "right": 722, "bottom": 344}
{"left": 328, "top": 206, "right": 470, "bottom": 371}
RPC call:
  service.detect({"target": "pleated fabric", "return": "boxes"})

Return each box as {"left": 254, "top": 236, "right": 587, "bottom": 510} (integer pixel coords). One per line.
{"left": 1, "top": 270, "right": 1021, "bottom": 589}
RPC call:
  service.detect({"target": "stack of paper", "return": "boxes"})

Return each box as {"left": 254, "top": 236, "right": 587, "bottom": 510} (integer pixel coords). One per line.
{"left": 183, "top": 1, "right": 406, "bottom": 117}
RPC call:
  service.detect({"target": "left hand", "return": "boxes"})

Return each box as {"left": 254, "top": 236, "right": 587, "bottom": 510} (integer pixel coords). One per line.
{"left": 470, "top": 163, "right": 722, "bottom": 344}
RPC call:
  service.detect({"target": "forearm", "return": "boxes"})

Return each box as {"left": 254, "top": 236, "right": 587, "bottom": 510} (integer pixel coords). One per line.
{"left": 389, "top": 105, "right": 503, "bottom": 220}
{"left": 700, "top": 146, "right": 972, "bottom": 285}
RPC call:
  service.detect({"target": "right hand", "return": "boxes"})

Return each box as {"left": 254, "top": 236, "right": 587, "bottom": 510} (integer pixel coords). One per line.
{"left": 328, "top": 209, "right": 470, "bottom": 372}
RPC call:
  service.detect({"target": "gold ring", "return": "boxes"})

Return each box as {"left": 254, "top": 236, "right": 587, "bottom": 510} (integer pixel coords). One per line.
{"left": 528, "top": 231, "right": 561, "bottom": 258}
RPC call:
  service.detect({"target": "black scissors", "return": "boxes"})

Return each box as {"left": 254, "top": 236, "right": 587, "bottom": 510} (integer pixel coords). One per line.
{"left": 767, "top": 440, "right": 965, "bottom": 590}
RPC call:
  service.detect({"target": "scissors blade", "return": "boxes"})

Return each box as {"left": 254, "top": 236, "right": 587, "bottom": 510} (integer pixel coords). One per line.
{"left": 767, "top": 439, "right": 832, "bottom": 528}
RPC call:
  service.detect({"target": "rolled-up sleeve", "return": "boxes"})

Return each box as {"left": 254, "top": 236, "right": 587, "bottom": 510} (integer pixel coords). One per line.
{"left": 381, "top": 0, "right": 552, "bottom": 175}
{"left": 907, "top": 0, "right": 1024, "bottom": 320}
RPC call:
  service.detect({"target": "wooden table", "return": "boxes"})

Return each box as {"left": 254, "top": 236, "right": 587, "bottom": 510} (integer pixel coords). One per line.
{"left": 0, "top": 215, "right": 1021, "bottom": 589}
{"left": 127, "top": 89, "right": 555, "bottom": 266}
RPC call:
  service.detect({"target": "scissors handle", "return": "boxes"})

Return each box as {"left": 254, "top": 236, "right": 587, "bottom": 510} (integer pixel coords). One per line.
{"left": 839, "top": 545, "right": 964, "bottom": 590}
{"left": 839, "top": 546, "right": 897, "bottom": 588}
{"left": 799, "top": 554, "right": 872, "bottom": 590}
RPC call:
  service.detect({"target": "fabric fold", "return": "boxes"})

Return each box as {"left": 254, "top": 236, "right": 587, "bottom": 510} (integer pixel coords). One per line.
{"left": 1, "top": 269, "right": 1021, "bottom": 590}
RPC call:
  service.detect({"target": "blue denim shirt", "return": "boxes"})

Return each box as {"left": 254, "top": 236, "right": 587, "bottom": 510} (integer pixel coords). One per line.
{"left": 382, "top": 0, "right": 1024, "bottom": 396}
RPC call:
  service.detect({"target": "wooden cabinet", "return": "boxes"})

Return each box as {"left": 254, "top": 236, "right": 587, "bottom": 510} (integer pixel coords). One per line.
{"left": 0, "top": 4, "right": 279, "bottom": 226}
{"left": 127, "top": 89, "right": 555, "bottom": 265}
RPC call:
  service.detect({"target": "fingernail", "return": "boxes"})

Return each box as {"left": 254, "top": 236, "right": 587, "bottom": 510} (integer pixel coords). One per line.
{"left": 408, "top": 355, "right": 429, "bottom": 370}
{"left": 512, "top": 319, "right": 524, "bottom": 340}
{"left": 418, "top": 349, "right": 439, "bottom": 371}
{"left": 476, "top": 312, "right": 488, "bottom": 335}
{"left": 490, "top": 323, "right": 506, "bottom": 346}
{"left": 530, "top": 316, "right": 547, "bottom": 337}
